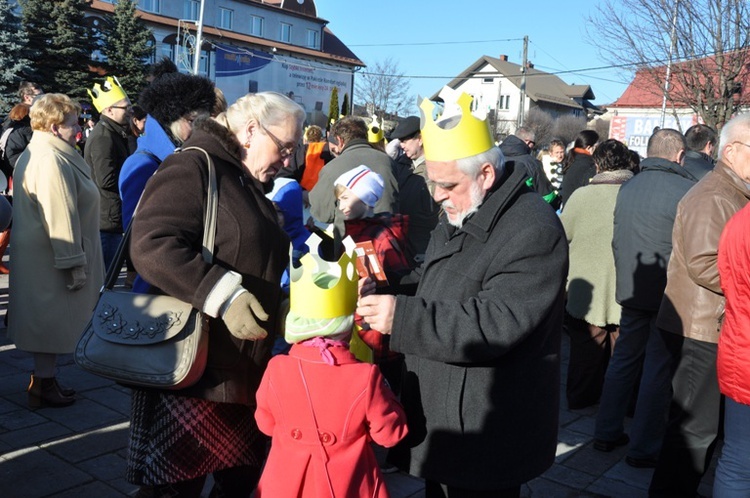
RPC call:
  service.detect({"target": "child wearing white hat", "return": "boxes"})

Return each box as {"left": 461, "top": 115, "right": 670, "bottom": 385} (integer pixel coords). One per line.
{"left": 333, "top": 164, "right": 385, "bottom": 220}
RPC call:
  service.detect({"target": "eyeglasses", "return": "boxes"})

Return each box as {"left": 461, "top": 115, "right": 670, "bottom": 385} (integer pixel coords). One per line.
{"left": 110, "top": 104, "right": 133, "bottom": 111}
{"left": 260, "top": 123, "right": 295, "bottom": 158}
{"left": 732, "top": 141, "right": 750, "bottom": 150}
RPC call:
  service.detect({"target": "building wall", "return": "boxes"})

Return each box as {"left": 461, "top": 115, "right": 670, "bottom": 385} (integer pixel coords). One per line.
{"left": 608, "top": 107, "right": 697, "bottom": 157}
{"left": 90, "top": 0, "right": 355, "bottom": 125}
{"left": 451, "top": 64, "right": 528, "bottom": 137}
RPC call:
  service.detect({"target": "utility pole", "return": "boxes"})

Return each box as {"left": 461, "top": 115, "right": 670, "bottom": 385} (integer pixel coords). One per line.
{"left": 518, "top": 35, "right": 528, "bottom": 128}
{"left": 192, "top": 0, "right": 206, "bottom": 75}
{"left": 660, "top": 0, "right": 680, "bottom": 128}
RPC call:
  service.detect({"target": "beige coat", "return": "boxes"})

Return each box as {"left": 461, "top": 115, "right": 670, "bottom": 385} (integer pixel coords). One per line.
{"left": 8, "top": 132, "right": 104, "bottom": 353}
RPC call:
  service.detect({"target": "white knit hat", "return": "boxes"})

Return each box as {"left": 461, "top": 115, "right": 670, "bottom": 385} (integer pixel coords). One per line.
{"left": 334, "top": 165, "right": 384, "bottom": 208}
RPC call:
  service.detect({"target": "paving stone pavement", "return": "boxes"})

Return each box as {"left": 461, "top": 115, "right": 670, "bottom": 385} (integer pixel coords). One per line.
{"left": 0, "top": 254, "right": 721, "bottom": 497}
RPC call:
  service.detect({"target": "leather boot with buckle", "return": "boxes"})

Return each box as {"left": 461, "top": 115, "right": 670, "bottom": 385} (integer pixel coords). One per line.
{"left": 27, "top": 375, "right": 75, "bottom": 409}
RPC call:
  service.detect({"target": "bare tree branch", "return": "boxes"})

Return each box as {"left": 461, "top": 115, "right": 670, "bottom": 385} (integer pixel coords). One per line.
{"left": 354, "top": 57, "right": 414, "bottom": 118}
{"left": 588, "top": 0, "right": 750, "bottom": 129}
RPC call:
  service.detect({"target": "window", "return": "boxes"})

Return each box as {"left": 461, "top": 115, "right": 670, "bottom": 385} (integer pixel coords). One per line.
{"left": 140, "top": 0, "right": 160, "bottom": 13}
{"left": 145, "top": 35, "right": 156, "bottom": 65}
{"left": 505, "top": 96, "right": 511, "bottom": 109}
{"left": 184, "top": 0, "right": 199, "bottom": 20}
{"left": 250, "top": 16, "right": 264, "bottom": 37}
{"left": 306, "top": 29, "right": 319, "bottom": 49}
{"left": 483, "top": 77, "right": 494, "bottom": 84}
{"left": 280, "top": 22, "right": 292, "bottom": 43}
{"left": 219, "top": 8, "right": 233, "bottom": 30}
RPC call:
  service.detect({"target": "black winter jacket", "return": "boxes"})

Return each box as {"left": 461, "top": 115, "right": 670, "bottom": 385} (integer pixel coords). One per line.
{"left": 391, "top": 162, "right": 568, "bottom": 489}
{"left": 560, "top": 153, "right": 596, "bottom": 205}
{"left": 84, "top": 115, "right": 131, "bottom": 233}
{"left": 613, "top": 157, "right": 698, "bottom": 310}
{"left": 499, "top": 135, "right": 559, "bottom": 208}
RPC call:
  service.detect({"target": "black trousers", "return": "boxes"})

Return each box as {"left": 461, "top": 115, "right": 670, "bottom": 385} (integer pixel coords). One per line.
{"left": 649, "top": 333, "right": 722, "bottom": 497}
{"left": 564, "top": 313, "right": 619, "bottom": 410}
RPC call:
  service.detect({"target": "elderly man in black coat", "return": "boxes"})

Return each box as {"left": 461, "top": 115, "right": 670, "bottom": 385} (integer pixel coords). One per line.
{"left": 357, "top": 90, "right": 568, "bottom": 497}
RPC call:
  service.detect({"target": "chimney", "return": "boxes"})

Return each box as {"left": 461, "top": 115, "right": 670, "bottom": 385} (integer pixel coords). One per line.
{"left": 499, "top": 54, "right": 508, "bottom": 61}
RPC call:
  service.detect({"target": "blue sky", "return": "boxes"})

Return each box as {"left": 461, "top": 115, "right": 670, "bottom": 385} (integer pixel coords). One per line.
{"left": 317, "top": 0, "right": 633, "bottom": 108}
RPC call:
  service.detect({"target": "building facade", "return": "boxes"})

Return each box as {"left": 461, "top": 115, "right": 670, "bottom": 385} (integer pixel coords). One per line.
{"left": 439, "top": 55, "right": 600, "bottom": 139}
{"left": 88, "top": 0, "right": 363, "bottom": 126}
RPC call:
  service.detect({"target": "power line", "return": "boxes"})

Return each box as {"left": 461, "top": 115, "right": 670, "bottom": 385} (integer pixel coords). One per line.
{"left": 348, "top": 37, "right": 524, "bottom": 48}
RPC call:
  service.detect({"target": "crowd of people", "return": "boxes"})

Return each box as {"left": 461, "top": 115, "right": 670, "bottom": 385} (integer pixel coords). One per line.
{"left": 1, "top": 62, "right": 750, "bottom": 498}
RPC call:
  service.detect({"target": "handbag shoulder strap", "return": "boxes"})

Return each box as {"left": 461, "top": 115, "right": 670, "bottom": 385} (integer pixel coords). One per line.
{"left": 180, "top": 146, "right": 218, "bottom": 264}
{"left": 101, "top": 146, "right": 218, "bottom": 290}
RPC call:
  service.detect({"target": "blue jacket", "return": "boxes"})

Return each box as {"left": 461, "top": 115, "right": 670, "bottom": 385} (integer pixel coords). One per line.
{"left": 119, "top": 115, "right": 177, "bottom": 230}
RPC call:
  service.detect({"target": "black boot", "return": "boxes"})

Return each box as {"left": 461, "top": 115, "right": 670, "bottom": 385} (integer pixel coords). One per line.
{"left": 27, "top": 375, "right": 75, "bottom": 409}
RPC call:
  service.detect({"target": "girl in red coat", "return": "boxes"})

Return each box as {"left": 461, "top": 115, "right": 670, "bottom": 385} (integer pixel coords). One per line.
{"left": 714, "top": 202, "right": 750, "bottom": 496}
{"left": 255, "top": 265, "right": 408, "bottom": 497}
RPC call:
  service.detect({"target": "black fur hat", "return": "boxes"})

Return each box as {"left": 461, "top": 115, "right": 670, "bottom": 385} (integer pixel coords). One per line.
{"left": 138, "top": 73, "right": 216, "bottom": 126}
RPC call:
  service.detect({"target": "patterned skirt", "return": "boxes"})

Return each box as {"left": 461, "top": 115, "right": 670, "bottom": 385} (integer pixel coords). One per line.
{"left": 126, "top": 389, "right": 267, "bottom": 485}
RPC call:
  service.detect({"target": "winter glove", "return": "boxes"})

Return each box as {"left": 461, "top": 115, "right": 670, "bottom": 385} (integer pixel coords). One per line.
{"left": 223, "top": 290, "right": 269, "bottom": 340}
{"left": 67, "top": 266, "right": 86, "bottom": 291}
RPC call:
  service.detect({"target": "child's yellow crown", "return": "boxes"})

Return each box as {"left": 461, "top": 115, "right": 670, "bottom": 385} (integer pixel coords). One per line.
{"left": 88, "top": 76, "right": 128, "bottom": 112}
{"left": 290, "top": 234, "right": 359, "bottom": 319}
{"left": 419, "top": 87, "right": 494, "bottom": 161}
{"left": 368, "top": 115, "right": 384, "bottom": 144}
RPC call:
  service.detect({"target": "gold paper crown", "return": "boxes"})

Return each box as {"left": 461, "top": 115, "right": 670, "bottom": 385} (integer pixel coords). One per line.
{"left": 419, "top": 87, "right": 494, "bottom": 161}
{"left": 368, "top": 115, "right": 384, "bottom": 144}
{"left": 290, "top": 233, "right": 359, "bottom": 319}
{"left": 88, "top": 76, "right": 128, "bottom": 112}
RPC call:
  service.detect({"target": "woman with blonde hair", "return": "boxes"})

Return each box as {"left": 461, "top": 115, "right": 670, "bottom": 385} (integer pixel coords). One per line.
{"left": 127, "top": 91, "right": 305, "bottom": 497}
{"left": 8, "top": 94, "right": 104, "bottom": 408}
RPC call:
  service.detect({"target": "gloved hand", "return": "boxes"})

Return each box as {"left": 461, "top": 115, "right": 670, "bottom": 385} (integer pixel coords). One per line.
{"left": 223, "top": 290, "right": 269, "bottom": 340}
{"left": 67, "top": 266, "right": 86, "bottom": 291}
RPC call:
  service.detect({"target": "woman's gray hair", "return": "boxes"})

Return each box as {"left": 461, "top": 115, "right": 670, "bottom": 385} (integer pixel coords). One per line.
{"left": 222, "top": 91, "right": 305, "bottom": 134}
{"left": 719, "top": 113, "right": 750, "bottom": 159}
{"left": 455, "top": 146, "right": 505, "bottom": 178}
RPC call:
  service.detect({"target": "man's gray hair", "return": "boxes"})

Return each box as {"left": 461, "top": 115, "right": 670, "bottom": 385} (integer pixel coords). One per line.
{"left": 456, "top": 146, "right": 505, "bottom": 178}
{"left": 515, "top": 126, "right": 535, "bottom": 142}
{"left": 719, "top": 113, "right": 750, "bottom": 159}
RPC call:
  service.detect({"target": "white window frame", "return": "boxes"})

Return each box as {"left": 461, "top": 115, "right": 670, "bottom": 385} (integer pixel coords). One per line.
{"left": 280, "top": 22, "right": 292, "bottom": 43}
{"left": 184, "top": 0, "right": 200, "bottom": 20}
{"left": 140, "top": 0, "right": 160, "bottom": 13}
{"left": 250, "top": 16, "right": 264, "bottom": 37}
{"left": 306, "top": 29, "right": 319, "bottom": 49}
{"left": 219, "top": 8, "right": 233, "bottom": 30}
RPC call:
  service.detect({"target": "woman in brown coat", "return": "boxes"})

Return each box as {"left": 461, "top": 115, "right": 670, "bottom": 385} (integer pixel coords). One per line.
{"left": 127, "top": 92, "right": 304, "bottom": 498}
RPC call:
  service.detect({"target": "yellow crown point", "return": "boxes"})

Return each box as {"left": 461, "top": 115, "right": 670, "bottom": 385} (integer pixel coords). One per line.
{"left": 368, "top": 115, "right": 384, "bottom": 144}
{"left": 88, "top": 76, "right": 128, "bottom": 113}
{"left": 290, "top": 234, "right": 359, "bottom": 319}
{"left": 419, "top": 87, "right": 494, "bottom": 162}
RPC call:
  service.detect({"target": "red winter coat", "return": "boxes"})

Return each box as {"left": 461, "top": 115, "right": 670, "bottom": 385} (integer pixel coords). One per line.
{"left": 255, "top": 343, "right": 408, "bottom": 498}
{"left": 717, "top": 203, "right": 750, "bottom": 405}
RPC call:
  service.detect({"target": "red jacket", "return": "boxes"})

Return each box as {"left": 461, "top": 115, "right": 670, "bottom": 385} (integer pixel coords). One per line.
{"left": 255, "top": 342, "right": 408, "bottom": 498}
{"left": 717, "top": 203, "right": 750, "bottom": 404}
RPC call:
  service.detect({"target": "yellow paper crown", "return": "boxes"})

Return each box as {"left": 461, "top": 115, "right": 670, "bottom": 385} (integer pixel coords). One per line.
{"left": 88, "top": 76, "right": 128, "bottom": 112}
{"left": 368, "top": 115, "right": 384, "bottom": 144}
{"left": 290, "top": 233, "right": 359, "bottom": 319}
{"left": 419, "top": 87, "right": 494, "bottom": 161}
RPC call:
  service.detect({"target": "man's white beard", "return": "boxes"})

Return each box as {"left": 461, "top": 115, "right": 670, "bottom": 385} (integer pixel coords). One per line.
{"left": 443, "top": 181, "right": 484, "bottom": 229}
